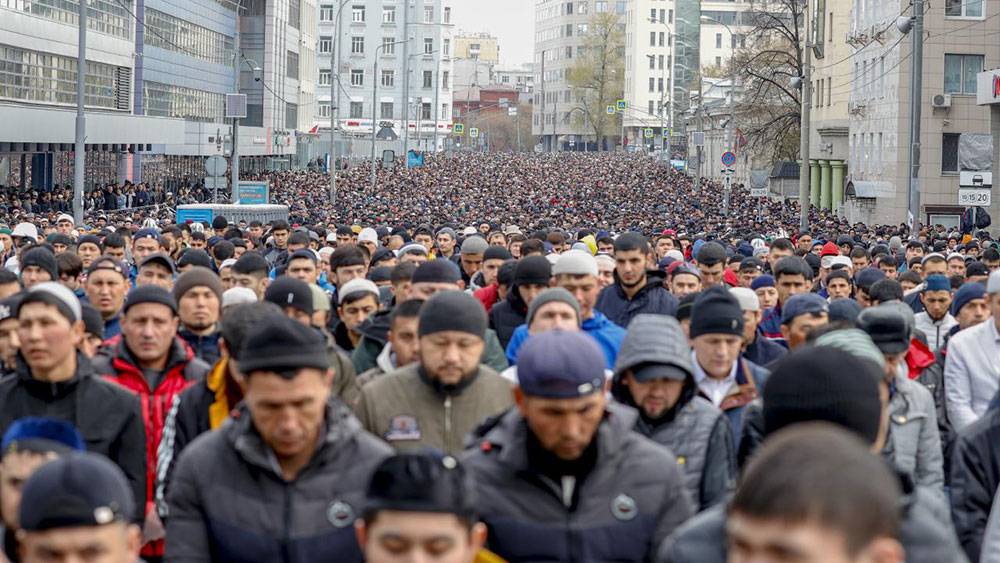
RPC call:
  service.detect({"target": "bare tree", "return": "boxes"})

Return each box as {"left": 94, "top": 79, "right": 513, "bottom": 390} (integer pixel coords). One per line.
{"left": 730, "top": 0, "right": 806, "bottom": 161}
{"left": 567, "top": 12, "right": 625, "bottom": 150}
{"left": 477, "top": 104, "right": 535, "bottom": 152}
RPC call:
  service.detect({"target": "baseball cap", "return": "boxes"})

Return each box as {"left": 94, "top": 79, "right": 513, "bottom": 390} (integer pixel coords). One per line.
{"left": 780, "top": 293, "right": 829, "bottom": 325}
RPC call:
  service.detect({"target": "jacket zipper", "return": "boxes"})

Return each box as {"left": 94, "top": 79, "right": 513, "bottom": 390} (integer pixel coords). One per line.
{"left": 281, "top": 484, "right": 292, "bottom": 562}
{"left": 444, "top": 395, "right": 453, "bottom": 448}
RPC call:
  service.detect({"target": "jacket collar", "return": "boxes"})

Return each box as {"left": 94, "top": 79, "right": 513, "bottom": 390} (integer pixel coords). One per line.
{"left": 227, "top": 398, "right": 362, "bottom": 480}
{"left": 14, "top": 351, "right": 95, "bottom": 399}
{"left": 115, "top": 336, "right": 193, "bottom": 375}
{"left": 375, "top": 343, "right": 396, "bottom": 373}
{"left": 480, "top": 402, "right": 638, "bottom": 473}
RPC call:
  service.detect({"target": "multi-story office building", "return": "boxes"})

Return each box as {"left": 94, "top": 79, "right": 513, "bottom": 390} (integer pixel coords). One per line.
{"left": 314, "top": 0, "right": 454, "bottom": 155}
{"left": 495, "top": 64, "right": 535, "bottom": 94}
{"left": 0, "top": 0, "right": 314, "bottom": 188}
{"left": 844, "top": 0, "right": 998, "bottom": 227}
{"left": 533, "top": 0, "right": 626, "bottom": 151}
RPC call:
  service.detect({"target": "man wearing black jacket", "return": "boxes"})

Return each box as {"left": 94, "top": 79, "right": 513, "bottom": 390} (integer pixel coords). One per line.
{"left": 0, "top": 282, "right": 146, "bottom": 522}
{"left": 489, "top": 255, "right": 551, "bottom": 349}
{"left": 595, "top": 232, "right": 678, "bottom": 329}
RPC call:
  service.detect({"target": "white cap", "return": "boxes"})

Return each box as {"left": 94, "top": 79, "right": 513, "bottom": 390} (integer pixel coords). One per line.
{"left": 462, "top": 226, "right": 478, "bottom": 236}
{"left": 56, "top": 213, "right": 74, "bottom": 225}
{"left": 358, "top": 228, "right": 378, "bottom": 244}
{"left": 326, "top": 233, "right": 337, "bottom": 242}
{"left": 222, "top": 287, "right": 258, "bottom": 308}
{"left": 398, "top": 243, "right": 428, "bottom": 256}
{"left": 988, "top": 270, "right": 1000, "bottom": 294}
{"left": 552, "top": 250, "right": 598, "bottom": 277}
{"left": 219, "top": 258, "right": 237, "bottom": 270}
{"left": 665, "top": 249, "right": 684, "bottom": 262}
{"left": 820, "top": 255, "right": 836, "bottom": 270}
{"left": 28, "top": 281, "right": 82, "bottom": 322}
{"left": 830, "top": 255, "right": 853, "bottom": 269}
{"left": 730, "top": 287, "right": 760, "bottom": 312}
{"left": 318, "top": 247, "right": 335, "bottom": 259}
{"left": 12, "top": 222, "right": 38, "bottom": 241}
{"left": 338, "top": 278, "right": 380, "bottom": 304}
{"left": 595, "top": 254, "right": 615, "bottom": 268}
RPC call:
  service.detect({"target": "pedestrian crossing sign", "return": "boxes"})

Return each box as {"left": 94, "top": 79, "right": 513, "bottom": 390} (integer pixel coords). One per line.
{"left": 606, "top": 105, "right": 615, "bottom": 115}
{"left": 644, "top": 128, "right": 653, "bottom": 139}
{"left": 454, "top": 123, "right": 464, "bottom": 135}
{"left": 469, "top": 128, "right": 479, "bottom": 138}
{"left": 662, "top": 128, "right": 670, "bottom": 138}
{"left": 616, "top": 100, "right": 627, "bottom": 111}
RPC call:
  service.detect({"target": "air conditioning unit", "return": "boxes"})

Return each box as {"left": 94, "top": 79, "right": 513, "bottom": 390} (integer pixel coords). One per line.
{"left": 931, "top": 93, "right": 952, "bottom": 109}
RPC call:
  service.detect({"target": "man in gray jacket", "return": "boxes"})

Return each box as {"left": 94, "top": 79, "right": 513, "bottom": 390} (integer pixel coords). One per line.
{"left": 165, "top": 313, "right": 392, "bottom": 563}
{"left": 610, "top": 314, "right": 735, "bottom": 511}
{"left": 463, "top": 330, "right": 694, "bottom": 562}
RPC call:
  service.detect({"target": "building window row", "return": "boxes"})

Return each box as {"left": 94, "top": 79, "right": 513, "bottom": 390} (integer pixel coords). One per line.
{"left": 0, "top": 44, "right": 128, "bottom": 110}
{"left": 143, "top": 80, "right": 224, "bottom": 121}
{"left": 145, "top": 8, "right": 235, "bottom": 65}
{"left": 0, "top": 0, "right": 131, "bottom": 39}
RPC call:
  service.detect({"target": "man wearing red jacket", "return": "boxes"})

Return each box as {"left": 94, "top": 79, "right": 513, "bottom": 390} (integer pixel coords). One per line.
{"left": 94, "top": 284, "right": 210, "bottom": 560}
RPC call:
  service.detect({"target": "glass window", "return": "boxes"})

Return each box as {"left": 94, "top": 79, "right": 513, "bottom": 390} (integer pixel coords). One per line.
{"left": 443, "top": 7, "right": 450, "bottom": 23}
{"left": 649, "top": 56, "right": 655, "bottom": 69}
{"left": 443, "top": 38, "right": 450, "bottom": 56}
{"left": 319, "top": 69, "right": 331, "bottom": 85}
{"left": 423, "top": 70, "right": 433, "bottom": 88}
{"left": 648, "top": 77, "right": 655, "bottom": 92}
{"left": 944, "top": 54, "right": 983, "bottom": 93}
{"left": 382, "top": 37, "right": 396, "bottom": 54}
{"left": 349, "top": 101, "right": 363, "bottom": 118}
{"left": 352, "top": 36, "right": 364, "bottom": 54}
{"left": 946, "top": 0, "right": 983, "bottom": 17}
{"left": 320, "top": 4, "right": 333, "bottom": 21}
{"left": 423, "top": 5, "right": 433, "bottom": 22}
{"left": 0, "top": 0, "right": 131, "bottom": 38}
{"left": 380, "top": 102, "right": 393, "bottom": 119}
{"left": 318, "top": 102, "right": 330, "bottom": 117}
{"left": 650, "top": 31, "right": 656, "bottom": 46}
{"left": 351, "top": 4, "right": 364, "bottom": 22}
{"left": 144, "top": 9, "right": 234, "bottom": 65}
{"left": 0, "top": 43, "right": 128, "bottom": 111}
{"left": 286, "top": 50, "right": 299, "bottom": 79}
{"left": 595, "top": 1, "right": 607, "bottom": 12}
{"left": 350, "top": 69, "right": 364, "bottom": 86}
{"left": 442, "top": 71, "right": 449, "bottom": 89}
{"left": 288, "top": 0, "right": 300, "bottom": 29}
{"left": 424, "top": 38, "right": 433, "bottom": 54}
{"left": 143, "top": 81, "right": 224, "bottom": 121}
{"left": 286, "top": 103, "right": 298, "bottom": 128}
{"left": 381, "top": 69, "right": 394, "bottom": 87}
{"left": 716, "top": 33, "right": 722, "bottom": 48}
{"left": 942, "top": 133, "right": 960, "bottom": 172}
{"left": 383, "top": 6, "right": 395, "bottom": 22}
{"left": 420, "top": 102, "right": 431, "bottom": 119}
{"left": 319, "top": 36, "right": 332, "bottom": 53}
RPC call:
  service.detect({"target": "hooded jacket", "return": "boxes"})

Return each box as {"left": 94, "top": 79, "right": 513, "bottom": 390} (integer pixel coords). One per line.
{"left": 489, "top": 285, "right": 529, "bottom": 349}
{"left": 353, "top": 362, "right": 513, "bottom": 456}
{"left": 595, "top": 270, "right": 678, "bottom": 329}
{"left": 610, "top": 315, "right": 735, "bottom": 511}
{"left": 462, "top": 403, "right": 695, "bottom": 562}
{"left": 883, "top": 371, "right": 947, "bottom": 514}
{"left": 658, "top": 468, "right": 966, "bottom": 563}
{"left": 0, "top": 353, "right": 147, "bottom": 523}
{"left": 165, "top": 399, "right": 393, "bottom": 563}
{"left": 504, "top": 310, "right": 626, "bottom": 369}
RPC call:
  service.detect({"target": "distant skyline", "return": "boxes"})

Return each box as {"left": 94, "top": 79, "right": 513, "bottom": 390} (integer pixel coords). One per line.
{"left": 452, "top": 0, "right": 534, "bottom": 66}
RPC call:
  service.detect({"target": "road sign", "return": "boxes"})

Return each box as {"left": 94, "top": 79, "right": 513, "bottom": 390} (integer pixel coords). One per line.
{"left": 616, "top": 100, "right": 627, "bottom": 111}
{"left": 469, "top": 128, "right": 479, "bottom": 138}
{"left": 661, "top": 129, "right": 670, "bottom": 138}
{"left": 721, "top": 151, "right": 737, "bottom": 167}
{"left": 750, "top": 187, "right": 768, "bottom": 197}
{"left": 203, "top": 177, "right": 226, "bottom": 191}
{"left": 454, "top": 123, "right": 465, "bottom": 135}
{"left": 959, "top": 188, "right": 992, "bottom": 207}
{"left": 508, "top": 107, "right": 518, "bottom": 116}
{"left": 606, "top": 105, "right": 615, "bottom": 115}
{"left": 692, "top": 132, "right": 705, "bottom": 146}
{"left": 643, "top": 128, "right": 653, "bottom": 139}
{"left": 205, "top": 155, "right": 228, "bottom": 177}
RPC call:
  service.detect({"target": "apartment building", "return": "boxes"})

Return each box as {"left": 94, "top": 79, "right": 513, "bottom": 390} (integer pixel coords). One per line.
{"left": 315, "top": 0, "right": 454, "bottom": 154}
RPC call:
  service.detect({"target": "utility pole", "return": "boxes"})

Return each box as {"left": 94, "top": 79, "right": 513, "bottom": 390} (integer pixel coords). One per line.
{"left": 540, "top": 52, "right": 546, "bottom": 151}
{"left": 693, "top": 77, "right": 702, "bottom": 191}
{"left": 907, "top": 0, "right": 924, "bottom": 235}
{"left": 798, "top": 0, "right": 812, "bottom": 232}
{"left": 231, "top": 17, "right": 241, "bottom": 203}
{"left": 72, "top": 0, "right": 86, "bottom": 224}
{"left": 329, "top": 0, "right": 348, "bottom": 205}
{"left": 432, "top": 49, "right": 441, "bottom": 152}
{"left": 401, "top": 1, "right": 410, "bottom": 156}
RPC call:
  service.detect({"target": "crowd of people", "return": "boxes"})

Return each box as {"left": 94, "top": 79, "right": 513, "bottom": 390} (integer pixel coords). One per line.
{"left": 0, "top": 153, "right": 997, "bottom": 563}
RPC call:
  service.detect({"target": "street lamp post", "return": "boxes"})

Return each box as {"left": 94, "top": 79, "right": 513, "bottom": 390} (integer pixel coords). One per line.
{"left": 648, "top": 18, "right": 674, "bottom": 162}
{"left": 372, "top": 39, "right": 412, "bottom": 190}
{"left": 329, "top": 0, "right": 349, "bottom": 206}
{"left": 700, "top": 15, "right": 738, "bottom": 216}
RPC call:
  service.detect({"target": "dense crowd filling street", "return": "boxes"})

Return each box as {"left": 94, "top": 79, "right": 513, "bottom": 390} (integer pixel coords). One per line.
{"left": 0, "top": 152, "right": 994, "bottom": 562}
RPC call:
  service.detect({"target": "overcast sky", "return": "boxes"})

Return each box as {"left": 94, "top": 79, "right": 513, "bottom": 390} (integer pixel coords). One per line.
{"left": 452, "top": 0, "right": 534, "bottom": 66}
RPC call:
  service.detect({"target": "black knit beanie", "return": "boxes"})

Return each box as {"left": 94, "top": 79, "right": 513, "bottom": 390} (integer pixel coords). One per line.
{"left": 238, "top": 312, "right": 330, "bottom": 374}
{"left": 513, "top": 256, "right": 551, "bottom": 286}
{"left": 21, "top": 247, "right": 58, "bottom": 281}
{"left": 763, "top": 346, "right": 883, "bottom": 445}
{"left": 418, "top": 291, "right": 487, "bottom": 339}
{"left": 412, "top": 260, "right": 461, "bottom": 284}
{"left": 689, "top": 286, "right": 744, "bottom": 338}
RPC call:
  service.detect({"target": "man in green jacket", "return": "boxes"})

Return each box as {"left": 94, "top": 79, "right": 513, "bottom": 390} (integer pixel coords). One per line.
{"left": 354, "top": 291, "right": 513, "bottom": 455}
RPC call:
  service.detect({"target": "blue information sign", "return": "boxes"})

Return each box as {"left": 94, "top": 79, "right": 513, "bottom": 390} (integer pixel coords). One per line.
{"left": 176, "top": 207, "right": 214, "bottom": 225}
{"left": 237, "top": 181, "right": 269, "bottom": 205}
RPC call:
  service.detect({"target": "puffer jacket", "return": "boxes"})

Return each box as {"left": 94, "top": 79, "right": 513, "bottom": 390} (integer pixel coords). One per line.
{"left": 883, "top": 371, "right": 947, "bottom": 513}
{"left": 462, "top": 403, "right": 695, "bottom": 562}
{"left": 915, "top": 311, "right": 958, "bottom": 353}
{"left": 94, "top": 336, "right": 209, "bottom": 558}
{"left": 950, "top": 396, "right": 1000, "bottom": 562}
{"left": 658, "top": 468, "right": 967, "bottom": 563}
{"left": 165, "top": 399, "right": 393, "bottom": 563}
{"left": 610, "top": 314, "right": 735, "bottom": 511}
{"left": 0, "top": 353, "right": 147, "bottom": 523}
{"left": 504, "top": 310, "right": 626, "bottom": 369}
{"left": 595, "top": 270, "right": 678, "bottom": 329}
